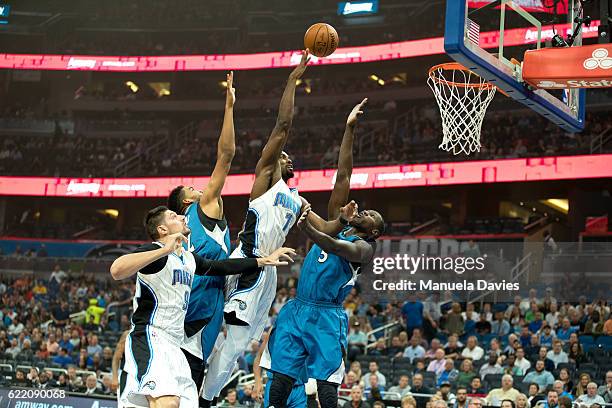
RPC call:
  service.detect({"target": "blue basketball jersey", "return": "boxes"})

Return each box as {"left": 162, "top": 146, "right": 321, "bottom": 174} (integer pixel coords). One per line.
{"left": 183, "top": 202, "right": 230, "bottom": 330}
{"left": 296, "top": 229, "right": 363, "bottom": 304}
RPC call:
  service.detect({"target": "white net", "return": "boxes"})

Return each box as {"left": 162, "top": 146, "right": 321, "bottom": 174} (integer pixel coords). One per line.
{"left": 427, "top": 64, "right": 497, "bottom": 155}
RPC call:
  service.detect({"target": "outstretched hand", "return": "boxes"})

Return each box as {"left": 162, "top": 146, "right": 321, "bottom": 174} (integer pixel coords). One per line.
{"left": 347, "top": 98, "right": 368, "bottom": 127}
{"left": 340, "top": 200, "right": 358, "bottom": 223}
{"left": 262, "top": 247, "right": 297, "bottom": 266}
{"left": 290, "top": 49, "right": 311, "bottom": 80}
{"left": 163, "top": 233, "right": 187, "bottom": 255}
{"left": 225, "top": 71, "right": 236, "bottom": 108}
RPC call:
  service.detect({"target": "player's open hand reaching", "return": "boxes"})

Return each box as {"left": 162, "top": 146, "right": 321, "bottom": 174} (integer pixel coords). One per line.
{"left": 347, "top": 98, "right": 368, "bottom": 127}
{"left": 225, "top": 71, "right": 236, "bottom": 108}
{"left": 340, "top": 200, "right": 358, "bottom": 223}
{"left": 163, "top": 233, "right": 187, "bottom": 254}
{"left": 259, "top": 247, "right": 297, "bottom": 267}
{"left": 289, "top": 49, "right": 311, "bottom": 80}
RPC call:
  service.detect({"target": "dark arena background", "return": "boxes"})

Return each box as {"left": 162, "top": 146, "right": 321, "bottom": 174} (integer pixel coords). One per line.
{"left": 0, "top": 1, "right": 611, "bottom": 408}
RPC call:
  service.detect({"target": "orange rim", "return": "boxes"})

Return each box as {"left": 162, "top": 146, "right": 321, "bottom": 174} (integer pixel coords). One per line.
{"left": 428, "top": 62, "right": 496, "bottom": 90}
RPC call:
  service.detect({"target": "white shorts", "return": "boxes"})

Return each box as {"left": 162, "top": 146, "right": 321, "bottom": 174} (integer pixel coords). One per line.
{"left": 122, "top": 327, "right": 198, "bottom": 407}
{"left": 224, "top": 248, "right": 277, "bottom": 340}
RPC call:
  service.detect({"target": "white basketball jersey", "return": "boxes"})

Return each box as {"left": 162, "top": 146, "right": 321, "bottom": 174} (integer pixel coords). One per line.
{"left": 235, "top": 179, "right": 301, "bottom": 257}
{"left": 132, "top": 242, "right": 196, "bottom": 345}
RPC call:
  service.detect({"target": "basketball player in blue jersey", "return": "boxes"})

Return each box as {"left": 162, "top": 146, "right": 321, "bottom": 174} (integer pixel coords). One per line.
{"left": 201, "top": 50, "right": 358, "bottom": 407}
{"left": 267, "top": 99, "right": 385, "bottom": 408}
{"left": 166, "top": 72, "right": 235, "bottom": 401}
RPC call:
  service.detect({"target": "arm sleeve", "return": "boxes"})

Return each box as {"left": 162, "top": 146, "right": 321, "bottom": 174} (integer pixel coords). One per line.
{"left": 193, "top": 254, "right": 259, "bottom": 276}
{"left": 131, "top": 244, "right": 168, "bottom": 275}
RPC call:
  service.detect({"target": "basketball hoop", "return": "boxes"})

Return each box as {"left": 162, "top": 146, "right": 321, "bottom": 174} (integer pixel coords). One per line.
{"left": 428, "top": 62, "right": 497, "bottom": 155}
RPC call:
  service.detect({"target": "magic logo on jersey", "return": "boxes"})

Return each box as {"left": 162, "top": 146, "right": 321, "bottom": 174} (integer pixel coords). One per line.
{"left": 172, "top": 268, "right": 193, "bottom": 286}
{"left": 273, "top": 192, "right": 300, "bottom": 215}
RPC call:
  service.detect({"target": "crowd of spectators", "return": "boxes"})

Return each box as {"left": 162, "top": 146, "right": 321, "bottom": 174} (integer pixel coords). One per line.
{"left": 2, "top": 257, "right": 611, "bottom": 407}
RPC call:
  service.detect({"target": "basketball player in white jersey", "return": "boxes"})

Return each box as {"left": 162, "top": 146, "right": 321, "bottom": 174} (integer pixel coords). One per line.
{"left": 110, "top": 206, "right": 295, "bottom": 408}
{"left": 201, "top": 49, "right": 357, "bottom": 406}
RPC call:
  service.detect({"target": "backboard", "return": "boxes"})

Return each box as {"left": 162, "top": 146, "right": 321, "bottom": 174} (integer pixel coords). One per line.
{"left": 444, "top": 0, "right": 586, "bottom": 132}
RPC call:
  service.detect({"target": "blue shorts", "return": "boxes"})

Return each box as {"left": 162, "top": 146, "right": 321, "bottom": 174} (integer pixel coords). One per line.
{"left": 264, "top": 371, "right": 307, "bottom": 408}
{"left": 270, "top": 298, "right": 348, "bottom": 384}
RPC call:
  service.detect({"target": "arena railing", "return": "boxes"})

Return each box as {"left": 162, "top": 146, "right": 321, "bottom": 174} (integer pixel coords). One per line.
{"left": 364, "top": 320, "right": 402, "bottom": 354}
{"left": 590, "top": 125, "right": 612, "bottom": 154}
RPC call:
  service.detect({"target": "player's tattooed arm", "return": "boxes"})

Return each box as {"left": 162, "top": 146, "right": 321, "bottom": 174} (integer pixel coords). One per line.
{"left": 111, "top": 330, "right": 129, "bottom": 392}
{"left": 201, "top": 71, "right": 236, "bottom": 219}
{"left": 253, "top": 330, "right": 270, "bottom": 402}
{"left": 110, "top": 233, "right": 187, "bottom": 280}
{"left": 328, "top": 98, "right": 367, "bottom": 220}
{"left": 301, "top": 197, "right": 358, "bottom": 237}
{"left": 251, "top": 50, "right": 310, "bottom": 200}
{"left": 298, "top": 205, "right": 374, "bottom": 264}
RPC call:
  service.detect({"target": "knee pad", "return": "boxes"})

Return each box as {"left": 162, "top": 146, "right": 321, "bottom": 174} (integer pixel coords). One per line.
{"left": 316, "top": 380, "right": 338, "bottom": 408}
{"left": 268, "top": 372, "right": 296, "bottom": 408}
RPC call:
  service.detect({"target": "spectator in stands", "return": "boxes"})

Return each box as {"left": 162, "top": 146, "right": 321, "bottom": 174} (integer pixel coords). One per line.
{"left": 363, "top": 361, "right": 387, "bottom": 388}
{"left": 528, "top": 312, "right": 544, "bottom": 333}
{"left": 457, "top": 359, "right": 477, "bottom": 388}
{"left": 523, "top": 360, "right": 555, "bottom": 392}
{"left": 404, "top": 335, "right": 426, "bottom": 363}
{"left": 558, "top": 396, "right": 572, "bottom": 408}
{"left": 558, "top": 368, "right": 573, "bottom": 393}
{"left": 518, "top": 326, "right": 532, "bottom": 348}
{"left": 87, "top": 334, "right": 102, "bottom": 357}
{"left": 584, "top": 311, "right": 604, "bottom": 335}
{"left": 516, "top": 394, "right": 529, "bottom": 408}
{"left": 49, "top": 264, "right": 67, "bottom": 289}
{"left": 425, "top": 339, "right": 442, "bottom": 359}
{"left": 388, "top": 336, "right": 404, "bottom": 357}
{"left": 78, "top": 348, "right": 93, "bottom": 369}
{"left": 445, "top": 335, "right": 464, "bottom": 359}
{"left": 543, "top": 390, "right": 559, "bottom": 408}
{"left": 576, "top": 383, "right": 606, "bottom": 406}
{"left": 99, "top": 346, "right": 113, "bottom": 372}
{"left": 340, "top": 371, "right": 359, "bottom": 398}
{"left": 539, "top": 325, "right": 556, "bottom": 348}
{"left": 515, "top": 347, "right": 531, "bottom": 374}
{"left": 46, "top": 332, "right": 59, "bottom": 355}
{"left": 538, "top": 347, "right": 555, "bottom": 372}
{"left": 402, "top": 396, "right": 417, "bottom": 408}
{"left": 365, "top": 375, "right": 385, "bottom": 403}
{"left": 402, "top": 293, "right": 424, "bottom": 336}
{"left": 58, "top": 331, "right": 74, "bottom": 353}
{"left": 527, "top": 384, "right": 545, "bottom": 407}
{"left": 557, "top": 319, "right": 576, "bottom": 342}
{"left": 476, "top": 313, "right": 492, "bottom": 335}
{"left": 470, "top": 397, "right": 484, "bottom": 408}
{"left": 85, "top": 299, "right": 105, "bottom": 325}
{"left": 480, "top": 351, "right": 504, "bottom": 378}
{"left": 14, "top": 370, "right": 27, "bottom": 386}
{"left": 553, "top": 381, "right": 573, "bottom": 401}
{"left": 503, "top": 354, "right": 522, "bottom": 376}
{"left": 348, "top": 321, "right": 368, "bottom": 361}
{"left": 574, "top": 373, "right": 592, "bottom": 398}
{"left": 219, "top": 388, "right": 239, "bottom": 407}
{"left": 66, "top": 366, "right": 83, "bottom": 391}
{"left": 388, "top": 375, "right": 412, "bottom": 400}
{"left": 343, "top": 385, "right": 370, "bottom": 408}
{"left": 101, "top": 375, "right": 113, "bottom": 395}
{"left": 492, "top": 312, "right": 511, "bottom": 337}
{"left": 454, "top": 387, "right": 469, "bottom": 408}
{"left": 83, "top": 315, "right": 97, "bottom": 332}
{"left": 410, "top": 373, "right": 432, "bottom": 395}
{"left": 469, "top": 377, "right": 487, "bottom": 395}
{"left": 462, "top": 336, "right": 485, "bottom": 361}
{"left": 543, "top": 231, "right": 558, "bottom": 253}
{"left": 438, "top": 358, "right": 459, "bottom": 386}
{"left": 69, "top": 328, "right": 81, "bottom": 349}
{"left": 5, "top": 338, "right": 21, "bottom": 358}
{"left": 546, "top": 303, "right": 560, "bottom": 329}
{"left": 526, "top": 335, "right": 541, "bottom": 357}
{"left": 604, "top": 314, "right": 612, "bottom": 335}
{"left": 546, "top": 340, "right": 568, "bottom": 368}
{"left": 598, "top": 371, "right": 612, "bottom": 403}
{"left": 8, "top": 317, "right": 24, "bottom": 336}
{"left": 445, "top": 303, "right": 465, "bottom": 336}
{"left": 351, "top": 361, "right": 363, "bottom": 380}
{"left": 500, "top": 400, "right": 515, "bottom": 408}
{"left": 52, "top": 348, "right": 74, "bottom": 368}
{"left": 427, "top": 349, "right": 447, "bottom": 376}
{"left": 486, "top": 374, "right": 520, "bottom": 406}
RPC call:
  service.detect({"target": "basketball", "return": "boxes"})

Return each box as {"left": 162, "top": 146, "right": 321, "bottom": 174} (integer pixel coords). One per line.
{"left": 304, "top": 23, "right": 339, "bottom": 57}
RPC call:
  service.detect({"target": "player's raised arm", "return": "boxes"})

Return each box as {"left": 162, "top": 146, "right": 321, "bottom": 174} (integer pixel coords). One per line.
{"left": 251, "top": 50, "right": 310, "bottom": 200}
{"left": 200, "top": 71, "right": 236, "bottom": 219}
{"left": 298, "top": 208, "right": 374, "bottom": 264}
{"left": 328, "top": 98, "right": 367, "bottom": 220}
{"left": 300, "top": 197, "right": 357, "bottom": 237}
{"left": 109, "top": 233, "right": 187, "bottom": 280}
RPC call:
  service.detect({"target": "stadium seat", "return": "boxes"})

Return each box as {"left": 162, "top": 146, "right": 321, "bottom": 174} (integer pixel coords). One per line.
{"left": 579, "top": 335, "right": 595, "bottom": 344}
{"left": 597, "top": 336, "right": 612, "bottom": 347}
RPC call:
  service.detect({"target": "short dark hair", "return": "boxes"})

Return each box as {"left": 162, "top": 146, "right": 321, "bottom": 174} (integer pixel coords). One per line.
{"left": 558, "top": 396, "right": 572, "bottom": 408}
{"left": 167, "top": 185, "right": 185, "bottom": 214}
{"left": 501, "top": 400, "right": 515, "bottom": 408}
{"left": 144, "top": 206, "right": 168, "bottom": 240}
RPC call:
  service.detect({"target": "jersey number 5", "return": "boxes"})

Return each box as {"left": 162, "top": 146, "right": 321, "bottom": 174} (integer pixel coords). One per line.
{"left": 318, "top": 250, "right": 328, "bottom": 263}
